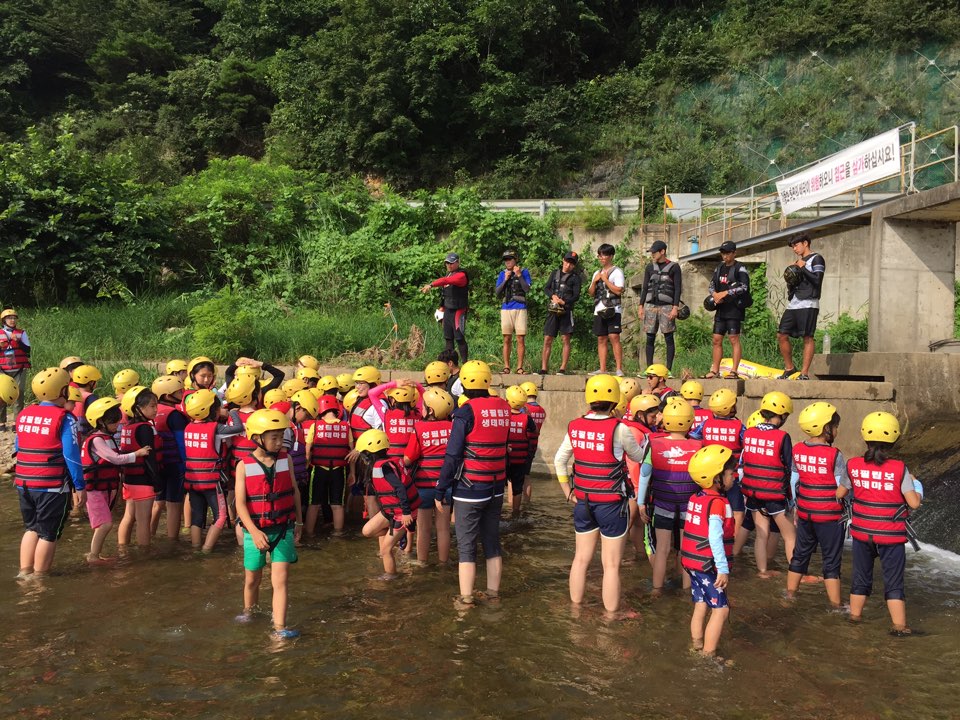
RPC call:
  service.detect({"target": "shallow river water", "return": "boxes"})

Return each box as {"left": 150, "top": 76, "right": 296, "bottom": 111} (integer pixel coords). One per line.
{"left": 1, "top": 480, "right": 958, "bottom": 720}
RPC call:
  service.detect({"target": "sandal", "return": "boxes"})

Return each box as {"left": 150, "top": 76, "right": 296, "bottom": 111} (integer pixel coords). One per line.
{"left": 703, "top": 371, "right": 719, "bottom": 379}
{"left": 515, "top": 368, "right": 526, "bottom": 375}
{"left": 502, "top": 368, "right": 511, "bottom": 374}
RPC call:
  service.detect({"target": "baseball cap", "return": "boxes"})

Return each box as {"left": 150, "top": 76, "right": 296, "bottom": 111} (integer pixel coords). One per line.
{"left": 648, "top": 240, "right": 667, "bottom": 253}
{"left": 563, "top": 251, "right": 579, "bottom": 264}
{"left": 444, "top": 252, "right": 460, "bottom": 264}
{"left": 502, "top": 249, "right": 518, "bottom": 260}
{"left": 719, "top": 241, "right": 737, "bottom": 253}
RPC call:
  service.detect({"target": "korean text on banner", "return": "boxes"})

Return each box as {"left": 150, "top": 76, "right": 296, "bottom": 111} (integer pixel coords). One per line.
{"left": 776, "top": 129, "right": 901, "bottom": 214}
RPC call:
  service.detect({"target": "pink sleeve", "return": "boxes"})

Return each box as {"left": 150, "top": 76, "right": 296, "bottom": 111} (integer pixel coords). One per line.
{"left": 92, "top": 436, "right": 136, "bottom": 465}
{"left": 367, "top": 381, "right": 395, "bottom": 423}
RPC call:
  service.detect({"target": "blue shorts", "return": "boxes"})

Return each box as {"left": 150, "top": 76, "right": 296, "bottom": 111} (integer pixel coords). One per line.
{"left": 851, "top": 538, "right": 905, "bottom": 600}
{"left": 689, "top": 569, "right": 728, "bottom": 608}
{"left": 417, "top": 486, "right": 436, "bottom": 506}
{"left": 160, "top": 470, "right": 185, "bottom": 504}
{"left": 573, "top": 499, "right": 628, "bottom": 539}
{"left": 726, "top": 481, "right": 744, "bottom": 513}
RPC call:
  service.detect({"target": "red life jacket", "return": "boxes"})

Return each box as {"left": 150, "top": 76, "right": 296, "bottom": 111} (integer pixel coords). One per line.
{"left": 119, "top": 420, "right": 160, "bottom": 487}
{"left": 229, "top": 410, "right": 256, "bottom": 471}
{"left": 740, "top": 426, "right": 788, "bottom": 502}
{"left": 569, "top": 415, "right": 627, "bottom": 504}
{"left": 371, "top": 457, "right": 421, "bottom": 519}
{"left": 847, "top": 457, "right": 909, "bottom": 545}
{"left": 794, "top": 442, "right": 843, "bottom": 522}
{"left": 309, "top": 419, "right": 351, "bottom": 468}
{"left": 507, "top": 412, "right": 533, "bottom": 465}
{"left": 623, "top": 423, "right": 649, "bottom": 495}
{"left": 384, "top": 408, "right": 416, "bottom": 459}
{"left": 349, "top": 397, "right": 374, "bottom": 441}
{"left": 410, "top": 419, "right": 452, "bottom": 488}
{"left": 0, "top": 327, "right": 31, "bottom": 372}
{"left": 693, "top": 407, "right": 712, "bottom": 428}
{"left": 183, "top": 421, "right": 229, "bottom": 492}
{"left": 649, "top": 436, "right": 702, "bottom": 511}
{"left": 701, "top": 416, "right": 743, "bottom": 455}
{"left": 655, "top": 385, "right": 676, "bottom": 398}
{"left": 178, "top": 388, "right": 195, "bottom": 414}
{"left": 243, "top": 453, "right": 296, "bottom": 529}
{"left": 680, "top": 491, "right": 734, "bottom": 573}
{"left": 461, "top": 396, "right": 511, "bottom": 484}
{"left": 14, "top": 404, "right": 69, "bottom": 491}
{"left": 527, "top": 402, "right": 546, "bottom": 432}
{"left": 71, "top": 388, "right": 93, "bottom": 422}
{"left": 153, "top": 402, "right": 179, "bottom": 471}
{"left": 287, "top": 422, "right": 309, "bottom": 483}
{"left": 81, "top": 431, "right": 123, "bottom": 491}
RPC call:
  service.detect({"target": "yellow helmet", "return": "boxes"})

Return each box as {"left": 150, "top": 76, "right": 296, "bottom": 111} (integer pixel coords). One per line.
{"left": 662, "top": 399, "right": 695, "bottom": 432}
{"left": 318, "top": 375, "right": 339, "bottom": 393}
{"left": 308, "top": 387, "right": 323, "bottom": 400}
{"left": 644, "top": 363, "right": 669, "bottom": 379}
{"left": 71, "top": 364, "right": 102, "bottom": 385}
{"left": 67, "top": 385, "right": 83, "bottom": 403}
{"left": 226, "top": 376, "right": 257, "bottom": 406}
{"left": 584, "top": 374, "right": 620, "bottom": 405}
{"left": 520, "top": 381, "right": 538, "bottom": 398}
{"left": 746, "top": 410, "right": 764, "bottom": 430}
{"left": 0, "top": 308, "right": 17, "bottom": 321}
{"left": 32, "top": 367, "right": 71, "bottom": 401}
{"left": 263, "top": 388, "right": 288, "bottom": 408}
{"left": 298, "top": 354, "right": 320, "bottom": 371}
{"left": 355, "top": 428, "right": 389, "bottom": 454}
{"left": 121, "top": 385, "right": 150, "bottom": 417}
{"left": 680, "top": 380, "right": 703, "bottom": 401}
{"left": 708, "top": 388, "right": 737, "bottom": 417}
{"left": 165, "top": 359, "right": 188, "bottom": 374}
{"left": 688, "top": 445, "right": 733, "bottom": 489}
{"left": 353, "top": 365, "right": 381, "bottom": 385}
{"left": 461, "top": 360, "right": 492, "bottom": 390}
{"left": 424, "top": 361, "right": 450, "bottom": 384}
{"left": 488, "top": 388, "right": 499, "bottom": 397}
{"left": 422, "top": 387, "right": 454, "bottom": 420}
{"left": 798, "top": 402, "right": 838, "bottom": 437}
{"left": 630, "top": 394, "right": 661, "bottom": 415}
{"left": 184, "top": 377, "right": 194, "bottom": 390}
{"left": 860, "top": 411, "right": 900, "bottom": 443}
{"left": 296, "top": 366, "right": 320, "bottom": 382}
{"left": 245, "top": 408, "right": 290, "bottom": 440}
{"left": 86, "top": 396, "right": 121, "bottom": 427}
{"left": 282, "top": 378, "right": 308, "bottom": 398}
{"left": 290, "top": 389, "right": 319, "bottom": 418}
{"left": 236, "top": 365, "right": 262, "bottom": 381}
{"left": 759, "top": 391, "right": 793, "bottom": 417}
{"left": 151, "top": 374, "right": 184, "bottom": 399}
{"left": 187, "top": 356, "right": 215, "bottom": 377}
{"left": 342, "top": 389, "right": 361, "bottom": 414}
{"left": 614, "top": 394, "right": 627, "bottom": 417}
{"left": 618, "top": 377, "right": 640, "bottom": 403}
{"left": 386, "top": 385, "right": 417, "bottom": 404}
{"left": 458, "top": 394, "right": 469, "bottom": 407}
{"left": 59, "top": 356, "right": 83, "bottom": 370}
{"left": 184, "top": 389, "right": 218, "bottom": 421}
{"left": 0, "top": 374, "right": 19, "bottom": 405}
{"left": 336, "top": 373, "right": 354, "bottom": 394}
{"left": 505, "top": 385, "right": 528, "bottom": 410}
{"left": 112, "top": 368, "right": 140, "bottom": 395}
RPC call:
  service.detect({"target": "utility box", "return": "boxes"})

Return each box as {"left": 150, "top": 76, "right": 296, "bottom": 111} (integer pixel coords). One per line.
{"left": 665, "top": 193, "right": 702, "bottom": 222}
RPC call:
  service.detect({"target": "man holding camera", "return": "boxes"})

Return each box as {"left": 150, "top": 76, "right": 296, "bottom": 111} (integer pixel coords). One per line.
{"left": 496, "top": 249, "right": 532, "bottom": 374}
{"left": 638, "top": 240, "right": 682, "bottom": 373}
{"left": 538, "top": 251, "right": 581, "bottom": 375}
{"left": 777, "top": 233, "right": 825, "bottom": 380}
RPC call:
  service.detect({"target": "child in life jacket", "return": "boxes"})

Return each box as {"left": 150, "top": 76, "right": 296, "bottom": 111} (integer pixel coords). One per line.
{"left": 403, "top": 387, "right": 455, "bottom": 563}
{"left": 225, "top": 375, "right": 260, "bottom": 543}
{"left": 682, "top": 445, "right": 737, "bottom": 658}
{"left": 622, "top": 393, "right": 661, "bottom": 561}
{"left": 116, "top": 386, "right": 161, "bottom": 548}
{"left": 305, "top": 394, "right": 352, "bottom": 536}
{"left": 165, "top": 359, "right": 189, "bottom": 383}
{"left": 505, "top": 385, "right": 538, "bottom": 518}
{"left": 234, "top": 409, "right": 303, "bottom": 639}
{"left": 150, "top": 375, "right": 190, "bottom": 540}
{"left": 336, "top": 372, "right": 354, "bottom": 399}
{"left": 786, "top": 402, "right": 848, "bottom": 608}
{"left": 81, "top": 397, "right": 151, "bottom": 562}
{"left": 841, "top": 412, "right": 923, "bottom": 635}
{"left": 357, "top": 429, "right": 419, "bottom": 578}
{"left": 643, "top": 363, "right": 677, "bottom": 400}
{"left": 70, "top": 364, "right": 102, "bottom": 434}
{"left": 519, "top": 380, "right": 546, "bottom": 502}
{"left": 182, "top": 389, "right": 245, "bottom": 551}
{"left": 637, "top": 398, "right": 702, "bottom": 595}
{"left": 283, "top": 391, "right": 318, "bottom": 533}
{"left": 739, "top": 391, "right": 797, "bottom": 578}
{"left": 113, "top": 369, "right": 140, "bottom": 404}
{"left": 680, "top": 381, "right": 712, "bottom": 429}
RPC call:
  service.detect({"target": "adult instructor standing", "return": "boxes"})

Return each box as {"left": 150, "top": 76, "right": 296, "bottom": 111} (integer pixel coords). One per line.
{"left": 495, "top": 249, "right": 531, "bottom": 374}
{"left": 0, "top": 308, "right": 31, "bottom": 430}
{"left": 637, "top": 240, "right": 682, "bottom": 373}
{"left": 778, "top": 234, "right": 825, "bottom": 380}
{"left": 422, "top": 253, "right": 470, "bottom": 363}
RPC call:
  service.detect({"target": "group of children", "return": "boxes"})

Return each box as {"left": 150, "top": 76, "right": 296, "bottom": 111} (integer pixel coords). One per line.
{"left": 554, "top": 368, "right": 925, "bottom": 659}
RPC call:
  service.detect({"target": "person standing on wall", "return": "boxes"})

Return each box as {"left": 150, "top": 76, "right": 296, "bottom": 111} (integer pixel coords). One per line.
{"left": 0, "top": 308, "right": 31, "bottom": 430}
{"left": 778, "top": 234, "right": 824, "bottom": 380}
{"left": 496, "top": 249, "right": 532, "bottom": 374}
{"left": 539, "top": 251, "right": 581, "bottom": 375}
{"left": 588, "top": 244, "right": 625, "bottom": 377}
{"left": 421, "top": 252, "right": 470, "bottom": 362}
{"left": 703, "top": 241, "right": 751, "bottom": 380}
{"left": 637, "top": 241, "right": 682, "bottom": 373}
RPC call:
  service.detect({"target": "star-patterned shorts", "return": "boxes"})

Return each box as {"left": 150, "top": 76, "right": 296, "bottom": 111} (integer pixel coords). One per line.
{"left": 689, "top": 569, "right": 728, "bottom": 608}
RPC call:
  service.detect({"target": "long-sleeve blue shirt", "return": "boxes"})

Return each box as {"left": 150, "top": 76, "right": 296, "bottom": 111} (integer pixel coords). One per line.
{"left": 708, "top": 515, "right": 730, "bottom": 575}
{"left": 14, "top": 402, "right": 84, "bottom": 491}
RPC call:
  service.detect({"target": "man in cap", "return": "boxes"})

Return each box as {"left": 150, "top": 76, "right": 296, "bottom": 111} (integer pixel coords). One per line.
{"left": 422, "top": 252, "right": 470, "bottom": 361}
{"left": 495, "top": 249, "right": 532, "bottom": 373}
{"left": 539, "top": 251, "right": 582, "bottom": 375}
{"left": 637, "top": 240, "right": 682, "bottom": 373}
{"left": 777, "top": 234, "right": 824, "bottom": 380}
{"left": 704, "top": 241, "right": 751, "bottom": 379}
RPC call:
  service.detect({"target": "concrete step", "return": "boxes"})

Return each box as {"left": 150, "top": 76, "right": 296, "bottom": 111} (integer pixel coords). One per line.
{"left": 744, "top": 378, "right": 894, "bottom": 401}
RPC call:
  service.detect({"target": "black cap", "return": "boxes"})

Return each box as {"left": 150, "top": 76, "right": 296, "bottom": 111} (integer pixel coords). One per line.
{"left": 648, "top": 240, "right": 667, "bottom": 253}
{"left": 502, "top": 249, "right": 518, "bottom": 260}
{"left": 719, "top": 241, "right": 737, "bottom": 253}
{"left": 563, "top": 251, "right": 579, "bottom": 264}
{"left": 444, "top": 252, "right": 460, "bottom": 264}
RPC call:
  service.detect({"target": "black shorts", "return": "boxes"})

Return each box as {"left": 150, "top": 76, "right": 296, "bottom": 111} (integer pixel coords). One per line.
{"left": 851, "top": 538, "right": 905, "bottom": 600}
{"left": 310, "top": 466, "right": 346, "bottom": 506}
{"left": 507, "top": 464, "right": 526, "bottom": 496}
{"left": 593, "top": 312, "right": 622, "bottom": 336}
{"left": 778, "top": 308, "right": 819, "bottom": 338}
{"left": 544, "top": 311, "right": 574, "bottom": 337}
{"left": 160, "top": 470, "right": 185, "bottom": 504}
{"left": 18, "top": 488, "right": 70, "bottom": 542}
{"left": 189, "top": 488, "right": 224, "bottom": 529}
{"left": 789, "top": 517, "right": 844, "bottom": 579}
{"left": 652, "top": 507, "right": 684, "bottom": 550}
{"left": 745, "top": 497, "right": 789, "bottom": 516}
{"left": 712, "top": 316, "right": 742, "bottom": 336}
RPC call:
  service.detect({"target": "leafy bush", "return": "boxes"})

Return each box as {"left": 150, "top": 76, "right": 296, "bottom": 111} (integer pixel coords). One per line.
{"left": 822, "top": 313, "right": 868, "bottom": 353}
{"left": 187, "top": 289, "right": 258, "bottom": 359}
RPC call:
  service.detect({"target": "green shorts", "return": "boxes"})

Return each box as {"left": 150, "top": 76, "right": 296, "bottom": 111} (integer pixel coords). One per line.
{"left": 243, "top": 524, "right": 298, "bottom": 571}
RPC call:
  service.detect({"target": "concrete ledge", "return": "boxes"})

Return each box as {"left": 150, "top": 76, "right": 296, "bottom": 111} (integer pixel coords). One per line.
{"left": 744, "top": 379, "right": 894, "bottom": 401}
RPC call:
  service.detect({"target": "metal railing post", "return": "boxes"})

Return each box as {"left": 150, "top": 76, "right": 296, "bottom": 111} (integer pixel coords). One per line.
{"left": 908, "top": 123, "right": 917, "bottom": 193}
{"left": 954, "top": 125, "right": 958, "bottom": 182}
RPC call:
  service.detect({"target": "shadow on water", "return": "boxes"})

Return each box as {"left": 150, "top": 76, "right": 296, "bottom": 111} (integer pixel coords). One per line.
{"left": 1, "top": 482, "right": 958, "bottom": 719}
